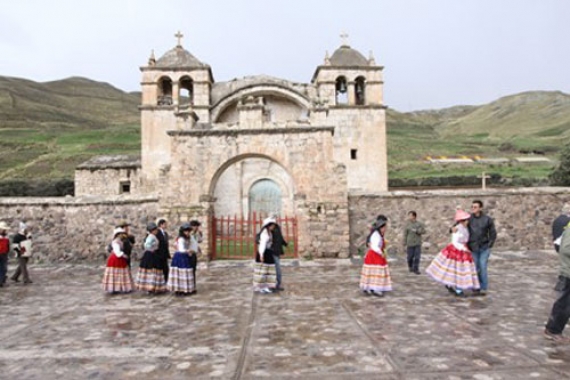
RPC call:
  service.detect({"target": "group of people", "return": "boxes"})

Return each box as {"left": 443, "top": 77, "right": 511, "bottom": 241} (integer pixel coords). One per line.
{"left": 102, "top": 219, "right": 202, "bottom": 296}
{"left": 0, "top": 221, "right": 34, "bottom": 286}
{"left": 358, "top": 200, "right": 497, "bottom": 298}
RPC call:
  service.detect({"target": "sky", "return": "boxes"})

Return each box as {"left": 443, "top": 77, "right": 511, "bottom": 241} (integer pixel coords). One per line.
{"left": 0, "top": 0, "right": 569, "bottom": 111}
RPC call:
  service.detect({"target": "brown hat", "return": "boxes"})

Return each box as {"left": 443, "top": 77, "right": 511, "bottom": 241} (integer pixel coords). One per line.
{"left": 117, "top": 220, "right": 131, "bottom": 227}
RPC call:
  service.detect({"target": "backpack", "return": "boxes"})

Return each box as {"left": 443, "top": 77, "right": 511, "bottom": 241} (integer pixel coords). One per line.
{"left": 0, "top": 237, "right": 9, "bottom": 254}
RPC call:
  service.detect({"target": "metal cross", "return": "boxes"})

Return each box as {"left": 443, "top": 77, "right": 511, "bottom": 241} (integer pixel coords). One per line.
{"left": 175, "top": 31, "right": 184, "bottom": 47}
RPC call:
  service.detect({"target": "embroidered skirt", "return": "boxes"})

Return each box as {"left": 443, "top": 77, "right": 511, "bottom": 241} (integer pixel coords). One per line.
{"left": 359, "top": 249, "right": 392, "bottom": 292}
{"left": 102, "top": 254, "right": 133, "bottom": 293}
{"left": 167, "top": 252, "right": 195, "bottom": 293}
{"left": 426, "top": 244, "right": 480, "bottom": 290}
{"left": 252, "top": 253, "right": 276, "bottom": 291}
{"left": 135, "top": 250, "right": 166, "bottom": 293}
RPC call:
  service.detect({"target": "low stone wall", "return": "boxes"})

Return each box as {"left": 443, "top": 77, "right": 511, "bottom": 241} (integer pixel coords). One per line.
{"left": 0, "top": 196, "right": 159, "bottom": 262}
{"left": 348, "top": 187, "right": 570, "bottom": 256}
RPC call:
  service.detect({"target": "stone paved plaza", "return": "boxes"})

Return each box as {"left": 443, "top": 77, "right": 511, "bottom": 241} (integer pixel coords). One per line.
{"left": 1, "top": 251, "right": 570, "bottom": 379}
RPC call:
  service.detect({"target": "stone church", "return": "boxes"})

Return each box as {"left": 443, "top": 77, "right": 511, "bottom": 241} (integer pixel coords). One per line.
{"left": 75, "top": 33, "right": 388, "bottom": 258}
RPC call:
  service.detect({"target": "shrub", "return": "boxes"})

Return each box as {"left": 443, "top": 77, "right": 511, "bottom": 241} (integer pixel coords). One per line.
{"left": 550, "top": 144, "right": 570, "bottom": 186}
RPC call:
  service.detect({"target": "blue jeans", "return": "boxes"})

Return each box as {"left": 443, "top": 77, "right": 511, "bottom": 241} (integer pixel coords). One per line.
{"left": 471, "top": 248, "right": 491, "bottom": 290}
{"left": 272, "top": 254, "right": 282, "bottom": 288}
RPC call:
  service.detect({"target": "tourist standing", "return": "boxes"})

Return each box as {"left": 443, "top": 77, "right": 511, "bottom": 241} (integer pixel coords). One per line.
{"left": 167, "top": 223, "right": 195, "bottom": 295}
{"left": 157, "top": 219, "right": 170, "bottom": 282}
{"left": 0, "top": 221, "right": 10, "bottom": 287}
{"left": 11, "top": 222, "right": 33, "bottom": 284}
{"left": 271, "top": 218, "right": 288, "bottom": 291}
{"left": 360, "top": 216, "right": 392, "bottom": 297}
{"left": 135, "top": 222, "right": 167, "bottom": 294}
{"left": 403, "top": 211, "right": 425, "bottom": 274}
{"left": 552, "top": 203, "right": 570, "bottom": 253}
{"left": 426, "top": 209, "right": 480, "bottom": 297}
{"left": 189, "top": 220, "right": 202, "bottom": 292}
{"left": 102, "top": 227, "right": 134, "bottom": 294}
{"left": 468, "top": 200, "right": 497, "bottom": 296}
{"left": 253, "top": 217, "right": 277, "bottom": 294}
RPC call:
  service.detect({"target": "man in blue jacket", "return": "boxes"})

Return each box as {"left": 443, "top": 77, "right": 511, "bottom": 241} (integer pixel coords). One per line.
{"left": 468, "top": 200, "right": 496, "bottom": 296}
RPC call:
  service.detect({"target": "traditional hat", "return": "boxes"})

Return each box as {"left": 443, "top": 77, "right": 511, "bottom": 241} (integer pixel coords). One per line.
{"left": 113, "top": 227, "right": 126, "bottom": 238}
{"left": 455, "top": 209, "right": 471, "bottom": 222}
{"left": 117, "top": 220, "right": 131, "bottom": 227}
{"left": 179, "top": 223, "right": 192, "bottom": 234}
{"left": 19, "top": 222, "right": 28, "bottom": 233}
{"left": 262, "top": 217, "right": 277, "bottom": 229}
{"left": 373, "top": 218, "right": 388, "bottom": 230}
{"left": 147, "top": 222, "right": 158, "bottom": 232}
{"left": 0, "top": 221, "right": 9, "bottom": 230}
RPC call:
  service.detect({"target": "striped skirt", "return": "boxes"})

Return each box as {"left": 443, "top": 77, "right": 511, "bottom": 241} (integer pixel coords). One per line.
{"left": 426, "top": 244, "right": 480, "bottom": 290}
{"left": 167, "top": 252, "right": 195, "bottom": 293}
{"left": 102, "top": 254, "right": 133, "bottom": 293}
{"left": 252, "top": 261, "right": 277, "bottom": 291}
{"left": 359, "top": 249, "right": 392, "bottom": 292}
{"left": 135, "top": 250, "right": 166, "bottom": 293}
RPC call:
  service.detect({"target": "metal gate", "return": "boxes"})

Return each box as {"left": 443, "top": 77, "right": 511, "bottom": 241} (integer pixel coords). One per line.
{"left": 210, "top": 213, "right": 298, "bottom": 260}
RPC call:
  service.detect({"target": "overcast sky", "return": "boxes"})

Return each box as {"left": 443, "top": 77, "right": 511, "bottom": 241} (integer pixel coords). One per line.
{"left": 1, "top": 0, "right": 568, "bottom": 111}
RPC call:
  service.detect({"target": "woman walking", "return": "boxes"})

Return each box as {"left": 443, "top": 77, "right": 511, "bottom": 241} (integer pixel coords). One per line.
{"left": 167, "top": 223, "right": 195, "bottom": 295}
{"left": 253, "top": 217, "right": 277, "bottom": 294}
{"left": 426, "top": 209, "right": 480, "bottom": 297}
{"left": 135, "top": 222, "right": 167, "bottom": 294}
{"left": 360, "top": 216, "right": 392, "bottom": 297}
{"left": 102, "top": 227, "right": 134, "bottom": 294}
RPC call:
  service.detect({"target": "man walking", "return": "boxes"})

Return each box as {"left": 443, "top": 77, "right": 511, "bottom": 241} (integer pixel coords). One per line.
{"left": 552, "top": 203, "right": 570, "bottom": 253}
{"left": 271, "top": 218, "right": 288, "bottom": 291}
{"left": 403, "top": 211, "right": 425, "bottom": 274}
{"left": 545, "top": 220, "right": 570, "bottom": 343}
{"left": 468, "top": 200, "right": 496, "bottom": 296}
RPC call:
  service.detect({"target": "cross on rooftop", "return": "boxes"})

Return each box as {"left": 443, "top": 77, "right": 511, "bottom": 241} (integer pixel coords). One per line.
{"left": 175, "top": 31, "right": 184, "bottom": 47}
{"left": 340, "top": 31, "right": 349, "bottom": 46}
{"left": 477, "top": 171, "right": 491, "bottom": 190}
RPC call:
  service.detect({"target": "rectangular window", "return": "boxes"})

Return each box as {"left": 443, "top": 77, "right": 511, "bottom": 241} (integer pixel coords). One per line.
{"left": 120, "top": 181, "right": 131, "bottom": 194}
{"left": 351, "top": 149, "right": 358, "bottom": 160}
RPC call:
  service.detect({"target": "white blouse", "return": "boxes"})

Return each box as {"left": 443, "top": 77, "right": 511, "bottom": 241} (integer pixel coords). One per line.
{"left": 452, "top": 224, "right": 470, "bottom": 251}
{"left": 258, "top": 229, "right": 272, "bottom": 258}
{"left": 111, "top": 238, "right": 124, "bottom": 258}
{"left": 369, "top": 230, "right": 384, "bottom": 255}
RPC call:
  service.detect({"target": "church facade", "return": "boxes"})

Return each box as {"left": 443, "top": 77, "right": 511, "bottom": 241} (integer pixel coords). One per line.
{"left": 75, "top": 34, "right": 388, "bottom": 258}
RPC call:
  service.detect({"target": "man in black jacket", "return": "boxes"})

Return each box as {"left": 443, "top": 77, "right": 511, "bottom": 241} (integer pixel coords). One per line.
{"left": 468, "top": 200, "right": 497, "bottom": 296}
{"left": 552, "top": 204, "right": 570, "bottom": 253}
{"left": 157, "top": 219, "right": 170, "bottom": 282}
{"left": 271, "top": 220, "right": 288, "bottom": 291}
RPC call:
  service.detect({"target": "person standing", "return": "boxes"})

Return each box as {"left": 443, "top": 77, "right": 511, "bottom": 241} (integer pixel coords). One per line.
{"left": 468, "top": 200, "right": 496, "bottom": 296}
{"left": 360, "top": 216, "right": 392, "bottom": 297}
{"left": 0, "top": 221, "right": 10, "bottom": 287}
{"left": 118, "top": 220, "right": 136, "bottom": 266}
{"left": 271, "top": 218, "right": 288, "bottom": 291}
{"left": 552, "top": 203, "right": 570, "bottom": 253}
{"left": 136, "top": 222, "right": 167, "bottom": 294}
{"left": 11, "top": 222, "right": 33, "bottom": 284}
{"left": 157, "top": 218, "right": 170, "bottom": 282}
{"left": 403, "top": 211, "right": 425, "bottom": 274}
{"left": 426, "top": 209, "right": 480, "bottom": 297}
{"left": 545, "top": 221, "right": 570, "bottom": 343}
{"left": 253, "top": 217, "right": 277, "bottom": 294}
{"left": 189, "top": 220, "right": 202, "bottom": 292}
{"left": 102, "top": 227, "right": 134, "bottom": 294}
{"left": 167, "top": 223, "right": 195, "bottom": 295}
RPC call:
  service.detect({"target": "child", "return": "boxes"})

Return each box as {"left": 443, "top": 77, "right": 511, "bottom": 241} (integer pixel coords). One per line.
{"left": 135, "top": 222, "right": 167, "bottom": 294}
{"left": 0, "top": 221, "right": 10, "bottom": 287}
{"left": 102, "top": 227, "right": 134, "bottom": 294}
{"left": 426, "top": 209, "right": 480, "bottom": 297}
{"left": 360, "top": 216, "right": 392, "bottom": 297}
{"left": 167, "top": 223, "right": 195, "bottom": 295}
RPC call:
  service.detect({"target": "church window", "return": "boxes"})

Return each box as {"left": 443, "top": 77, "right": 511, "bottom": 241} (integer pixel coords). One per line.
{"left": 355, "top": 76, "right": 366, "bottom": 105}
{"left": 157, "top": 76, "right": 173, "bottom": 105}
{"left": 335, "top": 76, "right": 348, "bottom": 105}
{"left": 351, "top": 149, "right": 358, "bottom": 160}
{"left": 120, "top": 180, "right": 131, "bottom": 194}
{"left": 179, "top": 76, "right": 194, "bottom": 106}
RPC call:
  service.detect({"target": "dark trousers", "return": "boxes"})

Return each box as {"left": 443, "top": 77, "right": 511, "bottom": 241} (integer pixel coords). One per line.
{"left": 12, "top": 257, "right": 30, "bottom": 282}
{"left": 162, "top": 257, "right": 169, "bottom": 282}
{"left": 546, "top": 276, "right": 570, "bottom": 335}
{"left": 189, "top": 253, "right": 197, "bottom": 289}
{"left": 406, "top": 245, "right": 421, "bottom": 271}
{"left": 0, "top": 254, "right": 7, "bottom": 284}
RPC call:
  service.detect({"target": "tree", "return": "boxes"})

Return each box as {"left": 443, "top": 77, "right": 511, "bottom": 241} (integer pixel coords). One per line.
{"left": 550, "top": 144, "right": 570, "bottom": 186}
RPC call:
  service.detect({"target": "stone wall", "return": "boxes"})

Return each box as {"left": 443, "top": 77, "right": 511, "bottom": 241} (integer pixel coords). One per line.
{"left": 348, "top": 187, "right": 570, "bottom": 257}
{"left": 0, "top": 196, "right": 159, "bottom": 262}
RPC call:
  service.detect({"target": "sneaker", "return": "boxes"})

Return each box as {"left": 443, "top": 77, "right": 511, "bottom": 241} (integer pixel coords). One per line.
{"left": 260, "top": 288, "right": 272, "bottom": 294}
{"left": 455, "top": 290, "right": 467, "bottom": 297}
{"left": 371, "top": 291, "right": 384, "bottom": 297}
{"left": 362, "top": 289, "right": 371, "bottom": 296}
{"left": 544, "top": 329, "right": 570, "bottom": 343}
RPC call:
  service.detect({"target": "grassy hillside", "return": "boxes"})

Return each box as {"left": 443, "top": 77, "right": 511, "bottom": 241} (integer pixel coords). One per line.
{"left": 0, "top": 75, "right": 567, "bottom": 185}
{"left": 0, "top": 76, "right": 140, "bottom": 180}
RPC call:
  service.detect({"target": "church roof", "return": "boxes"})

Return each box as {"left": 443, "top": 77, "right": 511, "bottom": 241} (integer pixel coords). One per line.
{"left": 329, "top": 45, "right": 369, "bottom": 67}
{"left": 155, "top": 46, "right": 208, "bottom": 68}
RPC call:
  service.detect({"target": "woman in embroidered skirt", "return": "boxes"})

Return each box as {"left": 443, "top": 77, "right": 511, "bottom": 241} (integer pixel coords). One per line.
{"left": 167, "top": 223, "right": 195, "bottom": 295}
{"left": 253, "top": 217, "right": 277, "bottom": 294}
{"left": 135, "top": 222, "right": 167, "bottom": 294}
{"left": 426, "top": 209, "right": 480, "bottom": 297}
{"left": 102, "top": 227, "right": 134, "bottom": 294}
{"left": 360, "top": 216, "right": 392, "bottom": 297}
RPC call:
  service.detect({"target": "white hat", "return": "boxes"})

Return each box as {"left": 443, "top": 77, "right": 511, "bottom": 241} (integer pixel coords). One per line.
{"left": 19, "top": 222, "right": 28, "bottom": 233}
{"left": 113, "top": 227, "right": 126, "bottom": 238}
{"left": 262, "top": 217, "right": 277, "bottom": 229}
{"left": 0, "top": 221, "right": 9, "bottom": 230}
